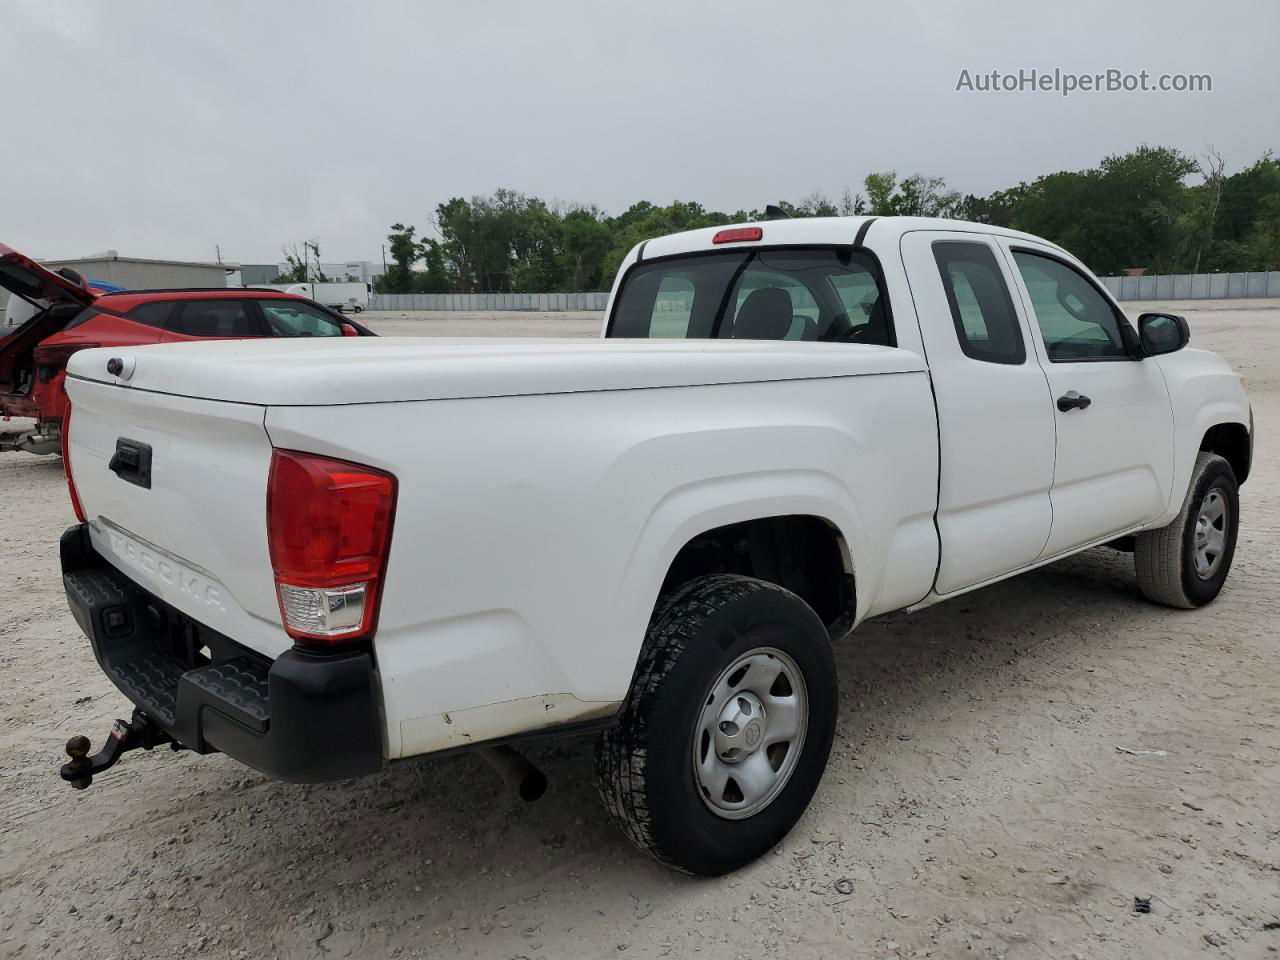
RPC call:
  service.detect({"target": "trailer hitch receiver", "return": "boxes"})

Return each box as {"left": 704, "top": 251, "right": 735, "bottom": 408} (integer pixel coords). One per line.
{"left": 60, "top": 709, "right": 181, "bottom": 789}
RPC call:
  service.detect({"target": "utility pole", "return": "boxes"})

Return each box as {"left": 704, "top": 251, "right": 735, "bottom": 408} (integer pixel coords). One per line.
{"left": 305, "top": 240, "right": 321, "bottom": 284}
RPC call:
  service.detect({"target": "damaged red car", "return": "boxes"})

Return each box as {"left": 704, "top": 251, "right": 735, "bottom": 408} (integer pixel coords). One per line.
{"left": 1, "top": 244, "right": 373, "bottom": 454}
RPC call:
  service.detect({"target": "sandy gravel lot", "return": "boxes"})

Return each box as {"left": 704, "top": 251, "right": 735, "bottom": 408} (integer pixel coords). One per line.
{"left": 2, "top": 301, "right": 1277, "bottom": 960}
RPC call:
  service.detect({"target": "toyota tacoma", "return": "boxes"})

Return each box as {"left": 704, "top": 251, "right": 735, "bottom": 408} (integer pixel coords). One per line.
{"left": 54, "top": 217, "right": 1252, "bottom": 875}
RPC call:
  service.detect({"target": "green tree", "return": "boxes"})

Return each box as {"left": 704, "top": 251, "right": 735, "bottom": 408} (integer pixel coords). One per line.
{"left": 376, "top": 223, "right": 420, "bottom": 294}
{"left": 990, "top": 145, "right": 1195, "bottom": 273}
{"left": 602, "top": 201, "right": 737, "bottom": 277}
{"left": 272, "top": 243, "right": 308, "bottom": 283}
{"left": 1204, "top": 152, "right": 1280, "bottom": 270}
{"left": 415, "top": 238, "right": 453, "bottom": 293}
{"left": 559, "top": 207, "right": 613, "bottom": 292}
{"left": 370, "top": 144, "right": 1279, "bottom": 295}
{"left": 863, "top": 172, "right": 898, "bottom": 215}
{"left": 861, "top": 172, "right": 961, "bottom": 217}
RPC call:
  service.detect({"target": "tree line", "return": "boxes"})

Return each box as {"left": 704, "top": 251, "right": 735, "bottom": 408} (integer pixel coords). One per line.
{"left": 373, "top": 145, "right": 1280, "bottom": 294}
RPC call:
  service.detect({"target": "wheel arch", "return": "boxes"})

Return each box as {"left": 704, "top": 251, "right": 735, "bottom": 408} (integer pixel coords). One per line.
{"left": 1200, "top": 419, "right": 1251, "bottom": 486}
{"left": 1152, "top": 350, "right": 1251, "bottom": 525}
{"left": 655, "top": 512, "right": 858, "bottom": 641}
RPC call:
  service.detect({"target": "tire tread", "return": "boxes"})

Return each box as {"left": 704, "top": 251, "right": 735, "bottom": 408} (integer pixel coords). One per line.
{"left": 1134, "top": 451, "right": 1228, "bottom": 608}
{"left": 593, "top": 574, "right": 804, "bottom": 872}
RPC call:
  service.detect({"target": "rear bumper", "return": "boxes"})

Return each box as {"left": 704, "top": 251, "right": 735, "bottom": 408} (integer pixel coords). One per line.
{"left": 60, "top": 523, "right": 384, "bottom": 783}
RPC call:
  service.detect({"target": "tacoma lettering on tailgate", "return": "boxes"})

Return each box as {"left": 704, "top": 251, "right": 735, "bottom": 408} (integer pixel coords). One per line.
{"left": 105, "top": 528, "right": 228, "bottom": 612}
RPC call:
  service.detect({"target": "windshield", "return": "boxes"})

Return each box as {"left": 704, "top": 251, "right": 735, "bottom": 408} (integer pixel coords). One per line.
{"left": 607, "top": 247, "right": 891, "bottom": 345}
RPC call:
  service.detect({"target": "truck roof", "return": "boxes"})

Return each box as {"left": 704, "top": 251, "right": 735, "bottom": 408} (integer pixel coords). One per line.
{"left": 637, "top": 216, "right": 1066, "bottom": 262}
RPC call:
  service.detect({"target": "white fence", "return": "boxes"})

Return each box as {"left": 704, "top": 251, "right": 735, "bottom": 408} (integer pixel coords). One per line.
{"left": 368, "top": 292, "right": 609, "bottom": 312}
{"left": 1100, "top": 271, "right": 1280, "bottom": 301}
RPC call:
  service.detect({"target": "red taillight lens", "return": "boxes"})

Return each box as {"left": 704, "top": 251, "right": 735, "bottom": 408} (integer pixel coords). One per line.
{"left": 266, "top": 450, "right": 397, "bottom": 645}
{"left": 712, "top": 227, "right": 763, "bottom": 244}
{"left": 33, "top": 342, "right": 100, "bottom": 368}
{"left": 61, "top": 405, "right": 86, "bottom": 523}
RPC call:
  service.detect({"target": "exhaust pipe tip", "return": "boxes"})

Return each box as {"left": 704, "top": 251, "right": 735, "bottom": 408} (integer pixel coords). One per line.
{"left": 478, "top": 744, "right": 547, "bottom": 802}
{"left": 517, "top": 766, "right": 548, "bottom": 803}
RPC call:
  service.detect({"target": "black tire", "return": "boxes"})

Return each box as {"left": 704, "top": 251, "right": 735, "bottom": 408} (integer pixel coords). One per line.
{"left": 594, "top": 574, "right": 838, "bottom": 875}
{"left": 1134, "top": 452, "right": 1239, "bottom": 608}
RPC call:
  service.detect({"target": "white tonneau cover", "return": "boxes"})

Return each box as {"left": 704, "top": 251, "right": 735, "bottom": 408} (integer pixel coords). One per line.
{"left": 66, "top": 337, "right": 925, "bottom": 407}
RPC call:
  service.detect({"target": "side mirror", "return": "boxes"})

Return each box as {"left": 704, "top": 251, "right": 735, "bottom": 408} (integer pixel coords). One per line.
{"left": 1138, "top": 312, "right": 1189, "bottom": 357}
{"left": 340, "top": 322, "right": 359, "bottom": 337}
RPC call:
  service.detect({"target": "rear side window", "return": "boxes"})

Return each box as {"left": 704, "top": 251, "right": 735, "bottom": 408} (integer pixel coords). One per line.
{"left": 933, "top": 241, "right": 1025, "bottom": 365}
{"left": 169, "top": 300, "right": 257, "bottom": 337}
{"left": 126, "top": 302, "right": 175, "bottom": 328}
{"left": 608, "top": 248, "right": 892, "bottom": 345}
{"left": 258, "top": 300, "right": 344, "bottom": 337}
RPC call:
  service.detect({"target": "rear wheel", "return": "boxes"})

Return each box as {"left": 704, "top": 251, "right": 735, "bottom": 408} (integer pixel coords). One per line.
{"left": 1134, "top": 452, "right": 1239, "bottom": 608}
{"left": 594, "top": 574, "right": 838, "bottom": 875}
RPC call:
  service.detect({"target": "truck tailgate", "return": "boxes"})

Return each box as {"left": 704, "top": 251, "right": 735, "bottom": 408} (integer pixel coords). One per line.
{"left": 64, "top": 375, "right": 289, "bottom": 658}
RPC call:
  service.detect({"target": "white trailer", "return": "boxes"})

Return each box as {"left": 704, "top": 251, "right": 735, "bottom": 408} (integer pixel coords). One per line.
{"left": 256, "top": 281, "right": 370, "bottom": 313}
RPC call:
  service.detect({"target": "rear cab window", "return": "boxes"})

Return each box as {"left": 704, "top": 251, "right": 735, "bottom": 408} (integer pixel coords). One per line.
{"left": 607, "top": 247, "right": 893, "bottom": 345}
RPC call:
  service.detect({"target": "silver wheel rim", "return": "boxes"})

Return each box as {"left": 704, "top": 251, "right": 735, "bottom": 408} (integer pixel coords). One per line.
{"left": 1193, "top": 488, "right": 1230, "bottom": 579}
{"left": 692, "top": 646, "right": 808, "bottom": 820}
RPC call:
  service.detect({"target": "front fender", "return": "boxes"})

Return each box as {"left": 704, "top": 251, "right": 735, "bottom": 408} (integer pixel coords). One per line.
{"left": 1150, "top": 348, "right": 1251, "bottom": 527}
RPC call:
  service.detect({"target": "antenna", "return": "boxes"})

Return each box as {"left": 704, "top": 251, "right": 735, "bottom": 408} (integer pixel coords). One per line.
{"left": 764, "top": 204, "right": 792, "bottom": 221}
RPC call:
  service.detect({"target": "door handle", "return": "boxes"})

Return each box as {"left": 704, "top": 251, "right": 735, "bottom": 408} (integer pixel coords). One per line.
{"left": 1057, "top": 391, "right": 1092, "bottom": 412}
{"left": 109, "top": 438, "right": 153, "bottom": 489}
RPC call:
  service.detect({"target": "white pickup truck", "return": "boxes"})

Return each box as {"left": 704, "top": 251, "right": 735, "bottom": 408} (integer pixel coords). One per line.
{"left": 57, "top": 216, "right": 1251, "bottom": 875}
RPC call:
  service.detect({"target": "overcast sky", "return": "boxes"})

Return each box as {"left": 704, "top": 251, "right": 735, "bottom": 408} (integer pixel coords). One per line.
{"left": 4, "top": 0, "right": 1277, "bottom": 265}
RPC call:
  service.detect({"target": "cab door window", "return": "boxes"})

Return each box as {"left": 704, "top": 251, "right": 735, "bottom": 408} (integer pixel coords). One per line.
{"left": 1011, "top": 251, "right": 1131, "bottom": 361}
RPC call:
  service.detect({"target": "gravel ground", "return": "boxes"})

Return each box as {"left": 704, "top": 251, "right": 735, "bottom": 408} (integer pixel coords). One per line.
{"left": 1, "top": 301, "right": 1278, "bottom": 960}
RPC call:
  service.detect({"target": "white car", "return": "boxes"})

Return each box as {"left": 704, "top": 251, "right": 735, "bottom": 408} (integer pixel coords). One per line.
{"left": 57, "top": 216, "right": 1251, "bottom": 875}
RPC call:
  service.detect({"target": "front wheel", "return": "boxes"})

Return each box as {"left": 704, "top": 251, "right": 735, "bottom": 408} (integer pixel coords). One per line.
{"left": 594, "top": 574, "right": 838, "bottom": 875}
{"left": 1134, "top": 451, "right": 1239, "bottom": 608}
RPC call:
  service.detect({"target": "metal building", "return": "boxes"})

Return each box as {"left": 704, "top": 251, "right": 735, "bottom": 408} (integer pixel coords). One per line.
{"left": 39, "top": 251, "right": 237, "bottom": 290}
{"left": 237, "top": 264, "right": 280, "bottom": 286}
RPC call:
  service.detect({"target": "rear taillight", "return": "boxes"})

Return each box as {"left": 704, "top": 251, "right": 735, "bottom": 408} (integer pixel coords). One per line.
{"left": 33, "top": 342, "right": 100, "bottom": 370}
{"left": 61, "top": 405, "right": 86, "bottom": 523}
{"left": 266, "top": 450, "right": 397, "bottom": 646}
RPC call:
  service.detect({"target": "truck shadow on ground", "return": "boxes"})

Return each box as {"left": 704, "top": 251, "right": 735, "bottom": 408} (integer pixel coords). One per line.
{"left": 99, "top": 544, "right": 1167, "bottom": 940}
{"left": 45, "top": 545, "right": 1198, "bottom": 957}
